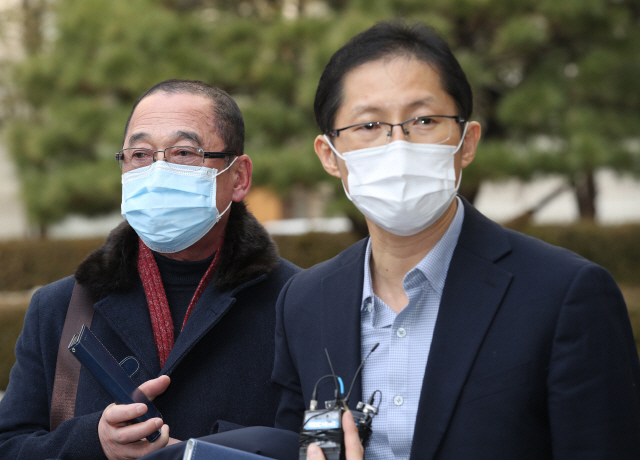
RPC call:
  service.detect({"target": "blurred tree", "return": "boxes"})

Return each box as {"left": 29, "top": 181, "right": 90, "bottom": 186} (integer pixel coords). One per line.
{"left": 2, "top": 0, "right": 639, "bottom": 234}
{"left": 21, "top": 0, "right": 46, "bottom": 54}
{"left": 483, "top": 0, "right": 640, "bottom": 220}
{"left": 4, "top": 0, "right": 218, "bottom": 234}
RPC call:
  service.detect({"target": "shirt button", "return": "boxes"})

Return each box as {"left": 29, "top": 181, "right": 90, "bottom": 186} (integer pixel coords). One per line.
{"left": 397, "top": 327, "right": 407, "bottom": 338}
{"left": 394, "top": 395, "right": 404, "bottom": 406}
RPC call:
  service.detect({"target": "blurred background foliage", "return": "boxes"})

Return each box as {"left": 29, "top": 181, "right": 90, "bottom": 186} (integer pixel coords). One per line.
{"left": 0, "top": 0, "right": 639, "bottom": 234}
{"left": 1, "top": 0, "right": 640, "bottom": 389}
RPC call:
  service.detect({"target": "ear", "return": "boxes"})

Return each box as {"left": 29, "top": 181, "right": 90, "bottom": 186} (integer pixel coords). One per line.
{"left": 231, "top": 155, "right": 252, "bottom": 202}
{"left": 314, "top": 135, "right": 343, "bottom": 179}
{"left": 460, "top": 121, "right": 481, "bottom": 169}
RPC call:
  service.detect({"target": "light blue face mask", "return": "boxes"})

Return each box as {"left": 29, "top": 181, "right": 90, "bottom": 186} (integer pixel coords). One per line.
{"left": 121, "top": 158, "right": 236, "bottom": 253}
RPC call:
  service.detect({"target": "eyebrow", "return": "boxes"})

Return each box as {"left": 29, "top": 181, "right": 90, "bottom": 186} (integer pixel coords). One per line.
{"left": 127, "top": 132, "right": 149, "bottom": 146}
{"left": 127, "top": 130, "right": 203, "bottom": 147}
{"left": 349, "top": 96, "right": 439, "bottom": 119}
{"left": 175, "top": 131, "right": 202, "bottom": 145}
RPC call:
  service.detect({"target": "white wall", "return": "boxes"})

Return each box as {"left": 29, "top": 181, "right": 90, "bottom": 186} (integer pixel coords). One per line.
{"left": 0, "top": 144, "right": 27, "bottom": 239}
{"left": 474, "top": 169, "right": 640, "bottom": 226}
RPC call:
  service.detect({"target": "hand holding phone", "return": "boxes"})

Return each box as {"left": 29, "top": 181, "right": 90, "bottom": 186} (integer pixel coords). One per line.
{"left": 68, "top": 324, "right": 163, "bottom": 442}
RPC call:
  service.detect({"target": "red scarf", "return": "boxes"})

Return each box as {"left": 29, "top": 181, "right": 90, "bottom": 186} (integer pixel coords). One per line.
{"left": 137, "top": 238, "right": 223, "bottom": 368}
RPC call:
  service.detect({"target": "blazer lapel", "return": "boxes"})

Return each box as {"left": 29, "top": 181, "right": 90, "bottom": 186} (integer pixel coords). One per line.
{"left": 93, "top": 285, "right": 161, "bottom": 377}
{"left": 160, "top": 279, "right": 238, "bottom": 375}
{"left": 94, "top": 275, "right": 245, "bottom": 378}
{"left": 319, "top": 240, "right": 367, "bottom": 406}
{"left": 410, "top": 201, "right": 514, "bottom": 459}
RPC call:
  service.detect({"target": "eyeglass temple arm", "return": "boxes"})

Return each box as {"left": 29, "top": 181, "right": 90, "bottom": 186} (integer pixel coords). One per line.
{"left": 203, "top": 152, "right": 237, "bottom": 159}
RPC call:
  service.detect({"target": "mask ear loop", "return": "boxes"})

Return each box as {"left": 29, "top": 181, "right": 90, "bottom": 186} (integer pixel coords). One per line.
{"left": 453, "top": 122, "right": 469, "bottom": 189}
{"left": 453, "top": 122, "right": 469, "bottom": 155}
{"left": 214, "top": 154, "right": 240, "bottom": 221}
{"left": 216, "top": 199, "right": 233, "bottom": 223}
{"left": 323, "top": 134, "right": 347, "bottom": 161}
{"left": 214, "top": 154, "right": 239, "bottom": 177}
{"left": 323, "top": 135, "right": 355, "bottom": 202}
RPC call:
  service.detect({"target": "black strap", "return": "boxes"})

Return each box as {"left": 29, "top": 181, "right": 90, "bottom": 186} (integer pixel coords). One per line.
{"left": 50, "top": 282, "right": 96, "bottom": 431}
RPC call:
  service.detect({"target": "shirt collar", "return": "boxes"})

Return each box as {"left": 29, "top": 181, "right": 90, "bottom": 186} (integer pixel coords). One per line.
{"left": 361, "top": 196, "right": 465, "bottom": 310}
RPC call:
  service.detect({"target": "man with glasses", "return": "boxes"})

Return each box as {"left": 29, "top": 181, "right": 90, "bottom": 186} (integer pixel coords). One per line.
{"left": 273, "top": 21, "right": 640, "bottom": 459}
{"left": 0, "top": 79, "right": 299, "bottom": 459}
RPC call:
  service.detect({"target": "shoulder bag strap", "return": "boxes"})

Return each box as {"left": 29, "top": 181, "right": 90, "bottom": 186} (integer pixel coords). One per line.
{"left": 50, "top": 282, "right": 96, "bottom": 431}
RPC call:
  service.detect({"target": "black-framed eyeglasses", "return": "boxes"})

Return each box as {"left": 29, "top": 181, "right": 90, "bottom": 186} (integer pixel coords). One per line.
{"left": 116, "top": 145, "right": 237, "bottom": 171}
{"left": 327, "top": 115, "right": 466, "bottom": 151}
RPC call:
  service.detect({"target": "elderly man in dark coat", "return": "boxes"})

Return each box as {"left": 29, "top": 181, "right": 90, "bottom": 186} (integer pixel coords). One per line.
{"left": 0, "top": 79, "right": 300, "bottom": 460}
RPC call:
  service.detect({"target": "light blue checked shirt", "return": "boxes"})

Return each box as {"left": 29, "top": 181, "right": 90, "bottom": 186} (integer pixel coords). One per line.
{"left": 360, "top": 197, "right": 464, "bottom": 460}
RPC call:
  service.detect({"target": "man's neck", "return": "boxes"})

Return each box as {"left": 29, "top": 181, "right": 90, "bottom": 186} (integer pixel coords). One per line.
{"left": 368, "top": 199, "right": 458, "bottom": 313}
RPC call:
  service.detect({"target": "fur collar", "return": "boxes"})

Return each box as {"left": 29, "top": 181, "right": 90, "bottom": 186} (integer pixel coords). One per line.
{"left": 74, "top": 201, "right": 280, "bottom": 300}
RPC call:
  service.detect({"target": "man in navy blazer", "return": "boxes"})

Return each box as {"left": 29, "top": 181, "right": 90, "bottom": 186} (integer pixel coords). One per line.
{"left": 272, "top": 21, "right": 640, "bottom": 459}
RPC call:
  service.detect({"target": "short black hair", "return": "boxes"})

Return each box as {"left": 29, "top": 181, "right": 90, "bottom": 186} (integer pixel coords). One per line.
{"left": 314, "top": 20, "right": 473, "bottom": 134}
{"left": 122, "top": 79, "right": 244, "bottom": 157}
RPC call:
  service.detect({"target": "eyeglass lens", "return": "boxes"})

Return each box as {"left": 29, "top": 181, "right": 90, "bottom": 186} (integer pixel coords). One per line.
{"left": 338, "top": 116, "right": 455, "bottom": 151}
{"left": 118, "top": 146, "right": 206, "bottom": 170}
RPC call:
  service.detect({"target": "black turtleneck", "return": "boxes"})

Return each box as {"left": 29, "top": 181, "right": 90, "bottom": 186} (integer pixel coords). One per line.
{"left": 152, "top": 251, "right": 215, "bottom": 340}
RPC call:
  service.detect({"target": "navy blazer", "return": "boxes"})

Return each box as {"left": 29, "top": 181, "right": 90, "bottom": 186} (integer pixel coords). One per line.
{"left": 272, "top": 199, "right": 640, "bottom": 459}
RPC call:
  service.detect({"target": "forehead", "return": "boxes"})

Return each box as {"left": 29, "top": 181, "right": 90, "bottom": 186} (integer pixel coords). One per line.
{"left": 125, "top": 92, "right": 218, "bottom": 147}
{"left": 335, "top": 56, "right": 456, "bottom": 124}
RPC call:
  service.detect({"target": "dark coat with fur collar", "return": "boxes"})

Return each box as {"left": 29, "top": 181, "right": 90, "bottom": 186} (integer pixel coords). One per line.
{"left": 0, "top": 202, "right": 300, "bottom": 460}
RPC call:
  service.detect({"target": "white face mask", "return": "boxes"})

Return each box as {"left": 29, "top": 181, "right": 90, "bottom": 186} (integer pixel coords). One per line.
{"left": 325, "top": 123, "right": 468, "bottom": 236}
